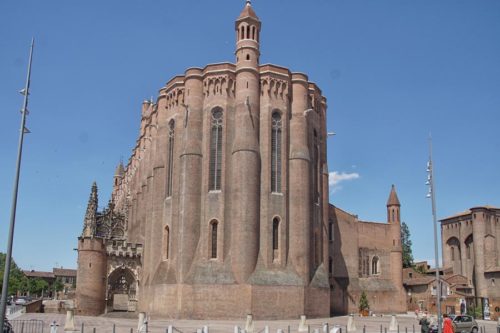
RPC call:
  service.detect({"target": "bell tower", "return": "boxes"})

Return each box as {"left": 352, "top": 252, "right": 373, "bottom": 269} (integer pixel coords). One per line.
{"left": 235, "top": 0, "right": 261, "bottom": 68}
{"left": 230, "top": 0, "right": 262, "bottom": 284}
{"left": 387, "top": 184, "right": 401, "bottom": 224}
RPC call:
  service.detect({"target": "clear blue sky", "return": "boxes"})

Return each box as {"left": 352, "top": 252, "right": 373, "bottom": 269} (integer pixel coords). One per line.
{"left": 1, "top": 0, "right": 499, "bottom": 271}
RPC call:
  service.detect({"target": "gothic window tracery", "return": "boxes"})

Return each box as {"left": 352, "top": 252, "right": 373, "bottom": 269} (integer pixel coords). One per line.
{"left": 271, "top": 111, "right": 282, "bottom": 193}
{"left": 372, "top": 256, "right": 380, "bottom": 275}
{"left": 209, "top": 108, "right": 223, "bottom": 191}
{"left": 166, "top": 120, "right": 175, "bottom": 197}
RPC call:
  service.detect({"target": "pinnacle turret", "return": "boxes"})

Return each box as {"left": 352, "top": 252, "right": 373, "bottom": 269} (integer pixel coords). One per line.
{"left": 114, "top": 162, "right": 125, "bottom": 177}
{"left": 82, "top": 182, "right": 98, "bottom": 237}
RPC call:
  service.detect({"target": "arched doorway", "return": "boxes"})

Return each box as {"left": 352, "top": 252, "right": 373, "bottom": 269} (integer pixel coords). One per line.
{"left": 107, "top": 267, "right": 137, "bottom": 311}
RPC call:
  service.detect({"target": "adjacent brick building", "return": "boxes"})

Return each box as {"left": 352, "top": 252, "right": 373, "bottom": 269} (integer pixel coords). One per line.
{"left": 76, "top": 2, "right": 405, "bottom": 319}
{"left": 440, "top": 206, "right": 500, "bottom": 320}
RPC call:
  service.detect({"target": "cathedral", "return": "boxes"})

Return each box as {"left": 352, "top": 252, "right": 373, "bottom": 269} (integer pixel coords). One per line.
{"left": 76, "top": 2, "right": 405, "bottom": 319}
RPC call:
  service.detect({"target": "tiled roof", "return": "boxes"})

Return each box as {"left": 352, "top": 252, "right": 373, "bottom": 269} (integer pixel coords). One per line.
{"left": 53, "top": 268, "right": 77, "bottom": 277}
{"left": 441, "top": 205, "right": 500, "bottom": 221}
{"left": 403, "top": 277, "right": 434, "bottom": 286}
{"left": 238, "top": 2, "right": 259, "bottom": 20}
{"left": 23, "top": 270, "right": 55, "bottom": 279}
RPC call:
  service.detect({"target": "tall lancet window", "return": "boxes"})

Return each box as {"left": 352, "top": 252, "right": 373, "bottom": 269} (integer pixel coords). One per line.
{"left": 313, "top": 130, "right": 320, "bottom": 203}
{"left": 272, "top": 217, "right": 280, "bottom": 261}
{"left": 209, "top": 107, "right": 223, "bottom": 191}
{"left": 271, "top": 111, "right": 282, "bottom": 193}
{"left": 163, "top": 226, "right": 170, "bottom": 260}
{"left": 210, "top": 220, "right": 218, "bottom": 259}
{"left": 166, "top": 120, "right": 175, "bottom": 197}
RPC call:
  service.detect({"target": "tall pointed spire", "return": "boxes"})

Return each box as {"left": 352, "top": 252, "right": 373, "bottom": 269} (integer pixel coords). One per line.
{"left": 82, "top": 182, "right": 98, "bottom": 237}
{"left": 387, "top": 184, "right": 400, "bottom": 206}
{"left": 386, "top": 184, "right": 401, "bottom": 224}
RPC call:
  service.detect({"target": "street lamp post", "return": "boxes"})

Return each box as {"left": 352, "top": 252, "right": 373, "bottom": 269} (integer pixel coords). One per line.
{"left": 0, "top": 39, "right": 34, "bottom": 331}
{"left": 426, "top": 136, "right": 442, "bottom": 333}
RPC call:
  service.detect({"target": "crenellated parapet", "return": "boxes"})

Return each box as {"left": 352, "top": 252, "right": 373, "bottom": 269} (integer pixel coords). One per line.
{"left": 106, "top": 240, "right": 143, "bottom": 259}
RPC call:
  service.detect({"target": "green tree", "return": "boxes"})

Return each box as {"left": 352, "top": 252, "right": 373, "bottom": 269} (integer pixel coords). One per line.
{"left": 401, "top": 221, "right": 414, "bottom": 268}
{"left": 359, "top": 291, "right": 370, "bottom": 312}
{"left": 54, "top": 277, "right": 64, "bottom": 292}
{"left": 0, "top": 252, "right": 28, "bottom": 295}
{"left": 28, "top": 278, "right": 49, "bottom": 297}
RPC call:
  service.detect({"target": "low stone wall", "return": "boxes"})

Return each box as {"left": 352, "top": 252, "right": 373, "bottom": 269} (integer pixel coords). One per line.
{"left": 25, "top": 299, "right": 43, "bottom": 313}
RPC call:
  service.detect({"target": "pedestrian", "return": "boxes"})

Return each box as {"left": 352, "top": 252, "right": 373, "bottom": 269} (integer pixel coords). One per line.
{"left": 442, "top": 314, "right": 454, "bottom": 333}
{"left": 419, "top": 313, "right": 430, "bottom": 333}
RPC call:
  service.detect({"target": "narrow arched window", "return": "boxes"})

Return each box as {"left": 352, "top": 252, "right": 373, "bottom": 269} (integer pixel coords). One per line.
{"left": 329, "top": 257, "right": 333, "bottom": 274}
{"left": 252, "top": 26, "right": 256, "bottom": 40}
{"left": 272, "top": 218, "right": 279, "bottom": 250}
{"left": 313, "top": 130, "right": 320, "bottom": 203}
{"left": 209, "top": 108, "right": 223, "bottom": 191}
{"left": 451, "top": 247, "right": 455, "bottom": 261}
{"left": 166, "top": 120, "right": 175, "bottom": 197}
{"left": 272, "top": 218, "right": 280, "bottom": 261}
{"left": 372, "top": 256, "right": 379, "bottom": 275}
{"left": 246, "top": 26, "right": 250, "bottom": 40}
{"left": 210, "top": 220, "right": 218, "bottom": 259}
{"left": 163, "top": 226, "right": 170, "bottom": 260}
{"left": 271, "top": 111, "right": 282, "bottom": 193}
{"left": 328, "top": 220, "right": 333, "bottom": 241}
{"left": 241, "top": 26, "right": 245, "bottom": 39}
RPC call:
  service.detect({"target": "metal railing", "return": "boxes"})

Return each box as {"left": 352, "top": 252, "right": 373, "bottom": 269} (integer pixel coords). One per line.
{"left": 9, "top": 319, "right": 44, "bottom": 333}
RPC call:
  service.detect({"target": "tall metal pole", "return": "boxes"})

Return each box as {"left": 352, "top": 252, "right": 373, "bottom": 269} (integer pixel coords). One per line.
{"left": 426, "top": 136, "right": 441, "bottom": 333}
{"left": 0, "top": 38, "right": 34, "bottom": 330}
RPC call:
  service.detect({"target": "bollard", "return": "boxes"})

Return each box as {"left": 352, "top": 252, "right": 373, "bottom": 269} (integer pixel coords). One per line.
{"left": 234, "top": 326, "right": 239, "bottom": 333}
{"left": 203, "top": 325, "right": 209, "bottom": 333}
{"left": 385, "top": 328, "right": 387, "bottom": 333}
{"left": 380, "top": 325, "right": 382, "bottom": 333}
{"left": 288, "top": 326, "right": 290, "bottom": 333}
{"left": 168, "top": 325, "right": 173, "bottom": 333}
{"left": 93, "top": 328, "right": 96, "bottom": 333}
{"left": 64, "top": 309, "right": 77, "bottom": 332}
{"left": 413, "top": 325, "right": 415, "bottom": 333}
{"left": 130, "top": 328, "right": 133, "bottom": 333}
{"left": 113, "top": 324, "right": 116, "bottom": 333}
{"left": 363, "top": 325, "right": 366, "bottom": 333}
{"left": 264, "top": 326, "right": 269, "bottom": 333}
{"left": 197, "top": 329, "right": 202, "bottom": 333}
{"left": 405, "top": 327, "right": 407, "bottom": 333}
{"left": 81, "top": 323, "right": 84, "bottom": 333}
{"left": 397, "top": 325, "right": 400, "bottom": 333}
{"left": 323, "top": 323, "right": 329, "bottom": 333}
{"left": 277, "top": 329, "right": 284, "bottom": 333}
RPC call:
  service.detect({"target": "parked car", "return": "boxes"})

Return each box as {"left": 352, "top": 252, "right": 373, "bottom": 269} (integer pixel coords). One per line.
{"left": 452, "top": 315, "right": 478, "bottom": 333}
{"left": 430, "top": 315, "right": 477, "bottom": 333}
{"left": 14, "top": 296, "right": 31, "bottom": 305}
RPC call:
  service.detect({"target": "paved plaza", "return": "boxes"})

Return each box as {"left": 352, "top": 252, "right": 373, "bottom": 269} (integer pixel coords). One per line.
{"left": 9, "top": 313, "right": 499, "bottom": 333}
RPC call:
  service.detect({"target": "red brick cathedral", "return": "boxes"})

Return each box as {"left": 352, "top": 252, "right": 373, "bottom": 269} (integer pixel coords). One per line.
{"left": 76, "top": 2, "right": 405, "bottom": 319}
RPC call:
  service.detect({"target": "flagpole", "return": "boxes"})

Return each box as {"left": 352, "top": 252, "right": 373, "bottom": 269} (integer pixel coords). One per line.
{"left": 0, "top": 38, "right": 34, "bottom": 330}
